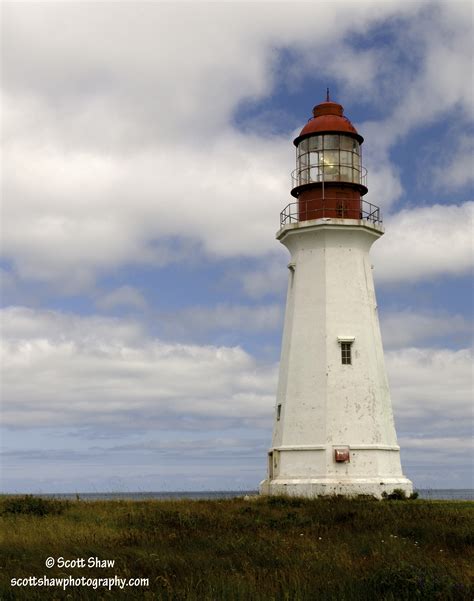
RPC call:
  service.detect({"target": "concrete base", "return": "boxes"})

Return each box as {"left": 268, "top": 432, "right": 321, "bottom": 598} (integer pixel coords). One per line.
{"left": 259, "top": 477, "right": 413, "bottom": 499}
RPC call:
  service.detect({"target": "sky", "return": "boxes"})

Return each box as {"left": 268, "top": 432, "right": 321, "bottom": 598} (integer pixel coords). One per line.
{"left": 1, "top": 0, "right": 473, "bottom": 493}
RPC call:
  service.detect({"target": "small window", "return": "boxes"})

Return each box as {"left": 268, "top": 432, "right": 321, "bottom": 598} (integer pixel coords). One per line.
{"left": 323, "top": 149, "right": 338, "bottom": 165}
{"left": 298, "top": 138, "right": 309, "bottom": 154}
{"left": 340, "top": 166, "right": 352, "bottom": 182}
{"left": 324, "top": 134, "right": 339, "bottom": 149}
{"left": 340, "top": 136, "right": 354, "bottom": 151}
{"left": 340, "top": 150, "right": 351, "bottom": 168}
{"left": 299, "top": 151, "right": 309, "bottom": 167}
{"left": 341, "top": 342, "right": 352, "bottom": 365}
{"left": 276, "top": 404, "right": 282, "bottom": 420}
{"left": 309, "top": 150, "right": 320, "bottom": 166}
{"left": 299, "top": 167, "right": 310, "bottom": 185}
{"left": 308, "top": 136, "right": 322, "bottom": 151}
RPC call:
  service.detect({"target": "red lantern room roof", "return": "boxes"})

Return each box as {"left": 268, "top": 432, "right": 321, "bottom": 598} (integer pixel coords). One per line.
{"left": 294, "top": 97, "right": 363, "bottom": 146}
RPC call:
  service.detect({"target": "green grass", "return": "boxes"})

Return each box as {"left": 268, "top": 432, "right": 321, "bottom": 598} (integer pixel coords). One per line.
{"left": 1, "top": 495, "right": 473, "bottom": 600}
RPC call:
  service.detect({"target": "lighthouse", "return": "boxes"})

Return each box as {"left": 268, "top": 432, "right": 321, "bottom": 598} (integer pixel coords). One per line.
{"left": 260, "top": 95, "right": 413, "bottom": 498}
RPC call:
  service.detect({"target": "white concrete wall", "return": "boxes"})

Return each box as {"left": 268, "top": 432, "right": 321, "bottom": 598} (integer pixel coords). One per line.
{"left": 261, "top": 218, "right": 412, "bottom": 498}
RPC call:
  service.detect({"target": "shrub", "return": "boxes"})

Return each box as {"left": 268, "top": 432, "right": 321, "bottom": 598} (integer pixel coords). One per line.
{"left": 384, "top": 489, "right": 407, "bottom": 500}
{"left": 266, "top": 496, "right": 307, "bottom": 508}
{"left": 369, "top": 562, "right": 461, "bottom": 600}
{"left": 1, "top": 495, "right": 69, "bottom": 517}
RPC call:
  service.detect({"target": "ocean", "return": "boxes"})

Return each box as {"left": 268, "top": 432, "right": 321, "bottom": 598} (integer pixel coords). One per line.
{"left": 34, "top": 489, "right": 474, "bottom": 501}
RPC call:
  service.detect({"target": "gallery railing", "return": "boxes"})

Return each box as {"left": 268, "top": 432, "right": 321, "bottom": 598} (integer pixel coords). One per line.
{"left": 280, "top": 198, "right": 382, "bottom": 227}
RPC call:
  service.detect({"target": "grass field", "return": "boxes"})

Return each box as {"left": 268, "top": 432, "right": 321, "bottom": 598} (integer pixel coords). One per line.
{"left": 1, "top": 494, "right": 473, "bottom": 600}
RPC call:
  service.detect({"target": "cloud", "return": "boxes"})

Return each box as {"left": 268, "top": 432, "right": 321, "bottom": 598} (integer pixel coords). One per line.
{"left": 2, "top": 306, "right": 472, "bottom": 489}
{"left": 385, "top": 345, "right": 473, "bottom": 486}
{"left": 232, "top": 201, "right": 473, "bottom": 295}
{"left": 431, "top": 135, "right": 474, "bottom": 191}
{"left": 100, "top": 436, "right": 268, "bottom": 459}
{"left": 386, "top": 347, "right": 472, "bottom": 431}
{"left": 3, "top": 306, "right": 471, "bottom": 441}
{"left": 159, "top": 303, "right": 283, "bottom": 338}
{"left": 398, "top": 435, "right": 474, "bottom": 488}
{"left": 2, "top": 436, "right": 268, "bottom": 462}
{"left": 233, "top": 252, "right": 288, "bottom": 299}
{"left": 1, "top": 307, "right": 277, "bottom": 430}
{"left": 399, "top": 436, "right": 473, "bottom": 455}
{"left": 6, "top": 2, "right": 397, "bottom": 148}
{"left": 380, "top": 310, "right": 471, "bottom": 349}
{"left": 372, "top": 201, "right": 473, "bottom": 283}
{"left": 5, "top": 1, "right": 468, "bottom": 288}
{"left": 0, "top": 306, "right": 145, "bottom": 345}
{"left": 96, "top": 286, "right": 147, "bottom": 311}
{"left": 359, "top": 2, "right": 473, "bottom": 143}
{"left": 2, "top": 134, "right": 291, "bottom": 288}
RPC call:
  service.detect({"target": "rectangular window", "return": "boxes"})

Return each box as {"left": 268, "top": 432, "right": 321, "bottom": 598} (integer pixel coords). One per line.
{"left": 340, "top": 136, "right": 354, "bottom": 151}
{"left": 324, "top": 134, "right": 339, "bottom": 149}
{"left": 323, "top": 149, "right": 338, "bottom": 165}
{"left": 276, "top": 404, "right": 282, "bottom": 420}
{"left": 341, "top": 342, "right": 352, "bottom": 365}
{"left": 298, "top": 138, "right": 309, "bottom": 154}
{"left": 309, "top": 136, "right": 322, "bottom": 151}
{"left": 340, "top": 150, "right": 351, "bottom": 168}
{"left": 309, "top": 150, "right": 320, "bottom": 166}
{"left": 340, "top": 166, "right": 352, "bottom": 182}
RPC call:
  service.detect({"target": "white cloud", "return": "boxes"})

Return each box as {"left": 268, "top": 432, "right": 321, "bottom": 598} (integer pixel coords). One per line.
{"left": 2, "top": 306, "right": 472, "bottom": 489}
{"left": 1, "top": 307, "right": 277, "bottom": 430}
{"left": 2, "top": 134, "right": 291, "bottom": 287}
{"left": 96, "top": 286, "right": 147, "bottom": 311}
{"left": 359, "top": 3, "right": 474, "bottom": 145}
{"left": 2, "top": 2, "right": 473, "bottom": 492}
{"left": 364, "top": 158, "right": 404, "bottom": 213}
{"left": 161, "top": 303, "right": 283, "bottom": 337}
{"left": 372, "top": 201, "right": 473, "bottom": 283}
{"left": 3, "top": 306, "right": 471, "bottom": 439}
{"left": 380, "top": 310, "right": 471, "bottom": 349}
{"left": 4, "top": 1, "right": 462, "bottom": 287}
{"left": 6, "top": 2, "right": 408, "bottom": 147}
{"left": 386, "top": 347, "right": 472, "bottom": 427}
{"left": 0, "top": 306, "right": 145, "bottom": 345}
{"left": 431, "top": 135, "right": 474, "bottom": 191}
{"left": 386, "top": 345, "right": 473, "bottom": 487}
{"left": 399, "top": 436, "right": 473, "bottom": 454}
{"left": 234, "top": 201, "right": 474, "bottom": 295}
{"left": 236, "top": 252, "right": 288, "bottom": 299}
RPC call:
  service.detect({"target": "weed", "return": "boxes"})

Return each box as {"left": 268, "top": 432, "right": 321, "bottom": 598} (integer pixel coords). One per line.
{"left": 1, "top": 495, "right": 69, "bottom": 517}
{"left": 382, "top": 488, "right": 407, "bottom": 500}
{"left": 0, "top": 496, "right": 472, "bottom": 600}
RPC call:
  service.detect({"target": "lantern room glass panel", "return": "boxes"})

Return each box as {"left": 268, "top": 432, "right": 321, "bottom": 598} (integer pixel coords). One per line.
{"left": 299, "top": 151, "right": 309, "bottom": 184}
{"left": 340, "top": 136, "right": 354, "bottom": 151}
{"left": 340, "top": 151, "right": 351, "bottom": 168}
{"left": 295, "top": 134, "right": 362, "bottom": 187}
{"left": 324, "top": 135, "right": 339, "bottom": 149}
{"left": 340, "top": 166, "right": 352, "bottom": 182}
{"left": 309, "top": 136, "right": 322, "bottom": 151}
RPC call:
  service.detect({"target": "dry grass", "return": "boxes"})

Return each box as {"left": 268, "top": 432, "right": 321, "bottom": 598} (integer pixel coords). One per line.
{"left": 1, "top": 494, "right": 473, "bottom": 600}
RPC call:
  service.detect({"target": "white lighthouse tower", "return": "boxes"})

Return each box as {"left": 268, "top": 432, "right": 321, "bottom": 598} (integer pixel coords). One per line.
{"left": 260, "top": 95, "right": 412, "bottom": 498}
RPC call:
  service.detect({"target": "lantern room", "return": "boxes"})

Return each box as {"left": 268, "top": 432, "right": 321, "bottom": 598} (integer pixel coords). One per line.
{"left": 287, "top": 95, "right": 373, "bottom": 223}
{"left": 292, "top": 133, "right": 364, "bottom": 190}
